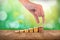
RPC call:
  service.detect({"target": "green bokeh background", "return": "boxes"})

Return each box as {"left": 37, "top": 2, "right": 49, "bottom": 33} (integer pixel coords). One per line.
{"left": 0, "top": 0, "right": 60, "bottom": 30}
{"left": 44, "top": 0, "right": 60, "bottom": 30}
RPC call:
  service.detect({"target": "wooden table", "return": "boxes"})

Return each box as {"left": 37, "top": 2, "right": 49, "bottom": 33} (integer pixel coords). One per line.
{"left": 0, "top": 30, "right": 60, "bottom": 40}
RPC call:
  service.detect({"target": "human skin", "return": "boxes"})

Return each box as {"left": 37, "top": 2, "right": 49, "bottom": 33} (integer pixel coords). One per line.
{"left": 19, "top": 0, "right": 45, "bottom": 24}
{"left": 15, "top": 0, "right": 44, "bottom": 32}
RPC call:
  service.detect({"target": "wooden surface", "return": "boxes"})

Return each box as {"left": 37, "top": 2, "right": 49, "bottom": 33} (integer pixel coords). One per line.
{"left": 0, "top": 30, "right": 60, "bottom": 40}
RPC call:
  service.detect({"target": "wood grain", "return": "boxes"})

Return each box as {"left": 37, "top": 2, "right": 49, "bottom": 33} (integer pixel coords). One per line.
{"left": 0, "top": 30, "right": 60, "bottom": 40}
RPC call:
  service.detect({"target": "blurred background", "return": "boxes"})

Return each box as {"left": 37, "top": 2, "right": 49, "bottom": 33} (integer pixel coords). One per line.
{"left": 0, "top": 0, "right": 60, "bottom": 30}
{"left": 30, "top": 0, "right": 60, "bottom": 30}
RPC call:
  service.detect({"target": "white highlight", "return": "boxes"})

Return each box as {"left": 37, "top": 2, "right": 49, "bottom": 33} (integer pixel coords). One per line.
{"left": 45, "top": 23, "right": 54, "bottom": 29}
{"left": 0, "top": 11, "right": 7, "bottom": 21}
{"left": 8, "top": 21, "right": 19, "bottom": 28}
{"left": 19, "top": 15, "right": 24, "bottom": 19}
